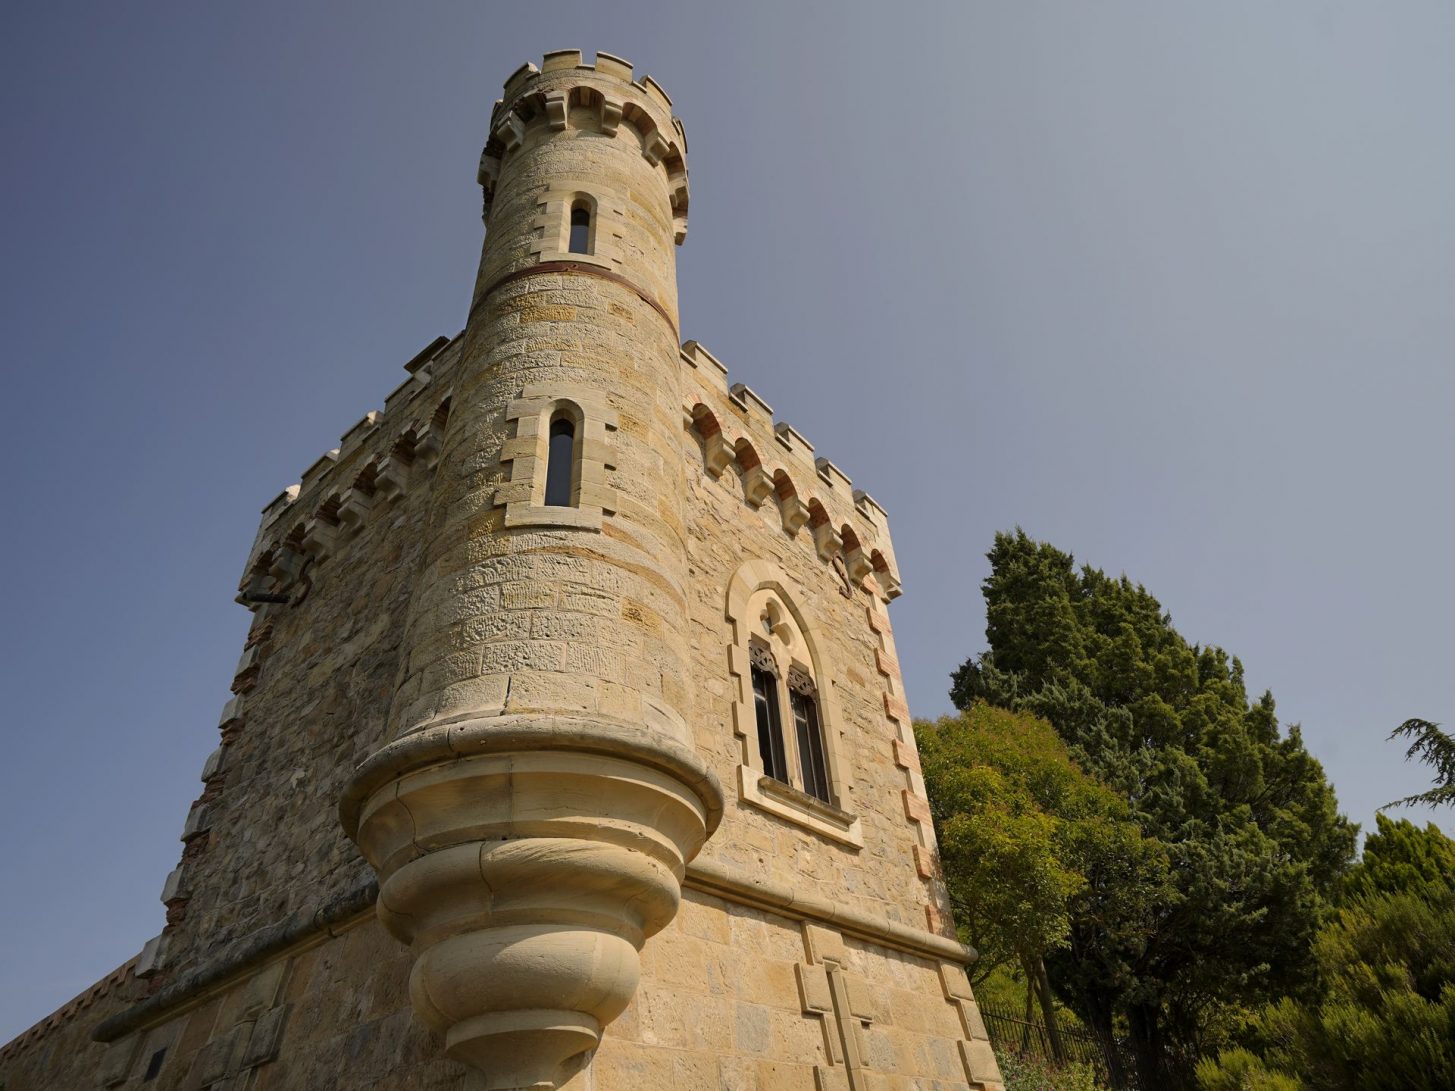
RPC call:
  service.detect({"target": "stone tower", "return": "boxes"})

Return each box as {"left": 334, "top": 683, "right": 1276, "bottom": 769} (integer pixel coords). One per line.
{"left": 0, "top": 52, "right": 1005, "bottom": 1091}
{"left": 341, "top": 52, "right": 719, "bottom": 1090}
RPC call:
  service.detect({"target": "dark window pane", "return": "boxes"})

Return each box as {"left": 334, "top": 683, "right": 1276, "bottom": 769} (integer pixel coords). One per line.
{"left": 545, "top": 416, "right": 575, "bottom": 506}
{"left": 792, "top": 691, "right": 830, "bottom": 803}
{"left": 569, "top": 205, "right": 591, "bottom": 254}
{"left": 752, "top": 665, "right": 788, "bottom": 782}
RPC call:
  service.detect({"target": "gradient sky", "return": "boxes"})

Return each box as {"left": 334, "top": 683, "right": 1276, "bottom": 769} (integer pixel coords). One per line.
{"left": 3, "top": 2, "right": 1452, "bottom": 1043}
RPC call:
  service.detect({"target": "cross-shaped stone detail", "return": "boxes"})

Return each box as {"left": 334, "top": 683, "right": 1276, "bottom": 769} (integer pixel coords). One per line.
{"left": 796, "top": 958, "right": 876, "bottom": 1090}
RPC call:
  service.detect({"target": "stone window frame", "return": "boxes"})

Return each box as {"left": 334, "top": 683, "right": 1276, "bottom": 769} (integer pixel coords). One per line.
{"left": 726, "top": 559, "right": 862, "bottom": 848}
{"left": 530, "top": 186, "right": 616, "bottom": 269}
{"left": 497, "top": 384, "right": 617, "bottom": 530}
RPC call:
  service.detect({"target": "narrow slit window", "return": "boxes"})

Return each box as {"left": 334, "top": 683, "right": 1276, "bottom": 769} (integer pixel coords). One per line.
{"left": 569, "top": 201, "right": 592, "bottom": 254}
{"left": 544, "top": 414, "right": 576, "bottom": 507}
{"left": 751, "top": 648, "right": 789, "bottom": 783}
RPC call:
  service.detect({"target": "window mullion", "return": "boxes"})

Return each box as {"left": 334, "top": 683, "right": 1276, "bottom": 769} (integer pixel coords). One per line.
{"left": 778, "top": 673, "right": 802, "bottom": 790}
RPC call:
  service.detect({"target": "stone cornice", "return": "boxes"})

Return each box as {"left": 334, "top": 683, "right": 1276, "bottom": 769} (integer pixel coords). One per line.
{"left": 92, "top": 855, "right": 971, "bottom": 1047}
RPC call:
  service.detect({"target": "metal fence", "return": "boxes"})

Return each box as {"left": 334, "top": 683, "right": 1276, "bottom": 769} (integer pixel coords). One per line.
{"left": 978, "top": 1001, "right": 1140, "bottom": 1090}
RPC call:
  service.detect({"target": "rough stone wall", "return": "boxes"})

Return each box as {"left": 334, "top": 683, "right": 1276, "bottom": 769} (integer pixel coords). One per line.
{"left": 152, "top": 337, "right": 463, "bottom": 986}
{"left": 0, "top": 918, "right": 464, "bottom": 1091}
{"left": 0, "top": 962, "right": 143, "bottom": 1089}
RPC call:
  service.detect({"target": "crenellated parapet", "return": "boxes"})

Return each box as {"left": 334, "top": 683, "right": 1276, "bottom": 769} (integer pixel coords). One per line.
{"left": 235, "top": 334, "right": 460, "bottom": 607}
{"left": 478, "top": 50, "right": 690, "bottom": 242}
{"left": 680, "top": 340, "right": 904, "bottom": 602}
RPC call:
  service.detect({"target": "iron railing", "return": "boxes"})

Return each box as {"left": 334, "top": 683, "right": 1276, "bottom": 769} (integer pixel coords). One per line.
{"left": 978, "top": 1001, "right": 1140, "bottom": 1090}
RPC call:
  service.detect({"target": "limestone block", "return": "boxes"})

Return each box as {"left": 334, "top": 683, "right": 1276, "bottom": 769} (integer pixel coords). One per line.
{"left": 703, "top": 431, "right": 735, "bottom": 478}
{"left": 339, "top": 412, "right": 381, "bottom": 456}
{"left": 780, "top": 495, "right": 810, "bottom": 536}
{"left": 300, "top": 515, "right": 338, "bottom": 561}
{"left": 599, "top": 94, "right": 624, "bottom": 135}
{"left": 960, "top": 1037, "right": 1003, "bottom": 1085}
{"left": 160, "top": 866, "right": 187, "bottom": 905}
{"left": 843, "top": 547, "right": 874, "bottom": 584}
{"left": 200, "top": 746, "right": 226, "bottom": 783}
{"left": 217, "top": 695, "right": 243, "bottom": 730}
{"left": 236, "top": 961, "right": 287, "bottom": 1017}
{"left": 956, "top": 998, "right": 990, "bottom": 1042}
{"left": 730, "top": 382, "right": 773, "bottom": 423}
{"left": 240, "top": 1003, "right": 289, "bottom": 1068}
{"left": 336, "top": 488, "right": 372, "bottom": 535}
{"left": 812, "top": 521, "right": 843, "bottom": 562}
{"left": 414, "top": 426, "right": 442, "bottom": 470}
{"left": 135, "top": 933, "right": 168, "bottom": 978}
{"left": 544, "top": 91, "right": 569, "bottom": 130}
{"left": 815, "top": 456, "right": 852, "bottom": 493}
{"left": 266, "top": 548, "right": 303, "bottom": 584}
{"left": 232, "top": 646, "right": 258, "bottom": 681}
{"left": 773, "top": 421, "right": 816, "bottom": 466}
{"left": 845, "top": 974, "right": 875, "bottom": 1021}
{"left": 795, "top": 964, "right": 832, "bottom": 1014}
{"left": 681, "top": 340, "right": 730, "bottom": 392}
{"left": 742, "top": 465, "right": 775, "bottom": 508}
{"left": 180, "top": 804, "right": 212, "bottom": 842}
{"left": 938, "top": 961, "right": 974, "bottom": 1001}
{"left": 98, "top": 1036, "right": 139, "bottom": 1087}
{"left": 300, "top": 448, "right": 339, "bottom": 492}
{"left": 190, "top": 1024, "right": 242, "bottom": 1086}
{"left": 373, "top": 455, "right": 411, "bottom": 503}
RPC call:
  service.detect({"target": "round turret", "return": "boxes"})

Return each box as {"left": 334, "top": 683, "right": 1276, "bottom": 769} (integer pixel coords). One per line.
{"left": 342, "top": 52, "right": 720, "bottom": 1091}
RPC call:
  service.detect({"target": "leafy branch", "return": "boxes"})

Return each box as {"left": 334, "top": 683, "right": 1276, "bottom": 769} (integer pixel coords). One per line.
{"left": 1386, "top": 718, "right": 1455, "bottom": 809}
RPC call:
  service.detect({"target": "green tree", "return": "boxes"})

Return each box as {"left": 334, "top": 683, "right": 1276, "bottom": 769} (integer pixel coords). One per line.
{"left": 1197, "top": 886, "right": 1455, "bottom": 1087}
{"left": 1341, "top": 812, "right": 1455, "bottom": 901}
{"left": 916, "top": 704, "right": 1168, "bottom": 1066}
{"left": 1198, "top": 815, "right": 1455, "bottom": 1088}
{"left": 952, "top": 530, "right": 1356, "bottom": 1088}
{"left": 1387, "top": 718, "right": 1455, "bottom": 809}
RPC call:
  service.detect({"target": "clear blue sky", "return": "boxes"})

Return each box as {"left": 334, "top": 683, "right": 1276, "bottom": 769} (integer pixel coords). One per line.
{"left": 3, "top": 2, "right": 1452, "bottom": 1043}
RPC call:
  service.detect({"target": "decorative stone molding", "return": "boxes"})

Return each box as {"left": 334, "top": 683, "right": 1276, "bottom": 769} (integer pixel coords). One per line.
{"left": 865, "top": 591, "right": 954, "bottom": 935}
{"left": 497, "top": 384, "right": 618, "bottom": 530}
{"left": 683, "top": 360, "right": 904, "bottom": 602}
{"left": 939, "top": 962, "right": 1007, "bottom": 1090}
{"left": 724, "top": 559, "right": 862, "bottom": 847}
{"left": 341, "top": 715, "right": 723, "bottom": 1091}
{"left": 479, "top": 52, "right": 690, "bottom": 240}
{"left": 529, "top": 186, "right": 621, "bottom": 269}
{"left": 236, "top": 337, "right": 458, "bottom": 607}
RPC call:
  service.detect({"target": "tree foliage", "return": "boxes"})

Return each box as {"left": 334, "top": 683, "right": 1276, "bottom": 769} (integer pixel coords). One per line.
{"left": 916, "top": 705, "right": 1167, "bottom": 987}
{"left": 1386, "top": 718, "right": 1455, "bottom": 810}
{"left": 1341, "top": 812, "right": 1455, "bottom": 902}
{"left": 1193, "top": 890, "right": 1455, "bottom": 1091}
{"left": 1196, "top": 822, "right": 1455, "bottom": 1089}
{"left": 952, "top": 530, "right": 1356, "bottom": 1088}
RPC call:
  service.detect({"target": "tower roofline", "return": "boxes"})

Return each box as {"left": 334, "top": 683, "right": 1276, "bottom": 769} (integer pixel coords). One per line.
{"left": 478, "top": 51, "right": 689, "bottom": 238}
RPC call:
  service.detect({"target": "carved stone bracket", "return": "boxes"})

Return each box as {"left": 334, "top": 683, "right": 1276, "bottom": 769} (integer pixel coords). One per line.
{"left": 341, "top": 715, "right": 723, "bottom": 1091}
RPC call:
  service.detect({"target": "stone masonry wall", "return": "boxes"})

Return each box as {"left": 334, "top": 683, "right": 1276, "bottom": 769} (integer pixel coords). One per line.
{"left": 151, "top": 336, "right": 462, "bottom": 987}
{"left": 1, "top": 895, "right": 996, "bottom": 1091}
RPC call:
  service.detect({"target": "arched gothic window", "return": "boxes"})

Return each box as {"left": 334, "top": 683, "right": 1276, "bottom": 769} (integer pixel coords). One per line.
{"left": 747, "top": 599, "right": 832, "bottom": 804}
{"left": 725, "top": 560, "right": 861, "bottom": 845}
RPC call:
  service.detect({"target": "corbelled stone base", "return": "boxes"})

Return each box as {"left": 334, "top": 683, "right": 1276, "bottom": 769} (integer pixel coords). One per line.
{"left": 341, "top": 714, "right": 723, "bottom": 1090}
